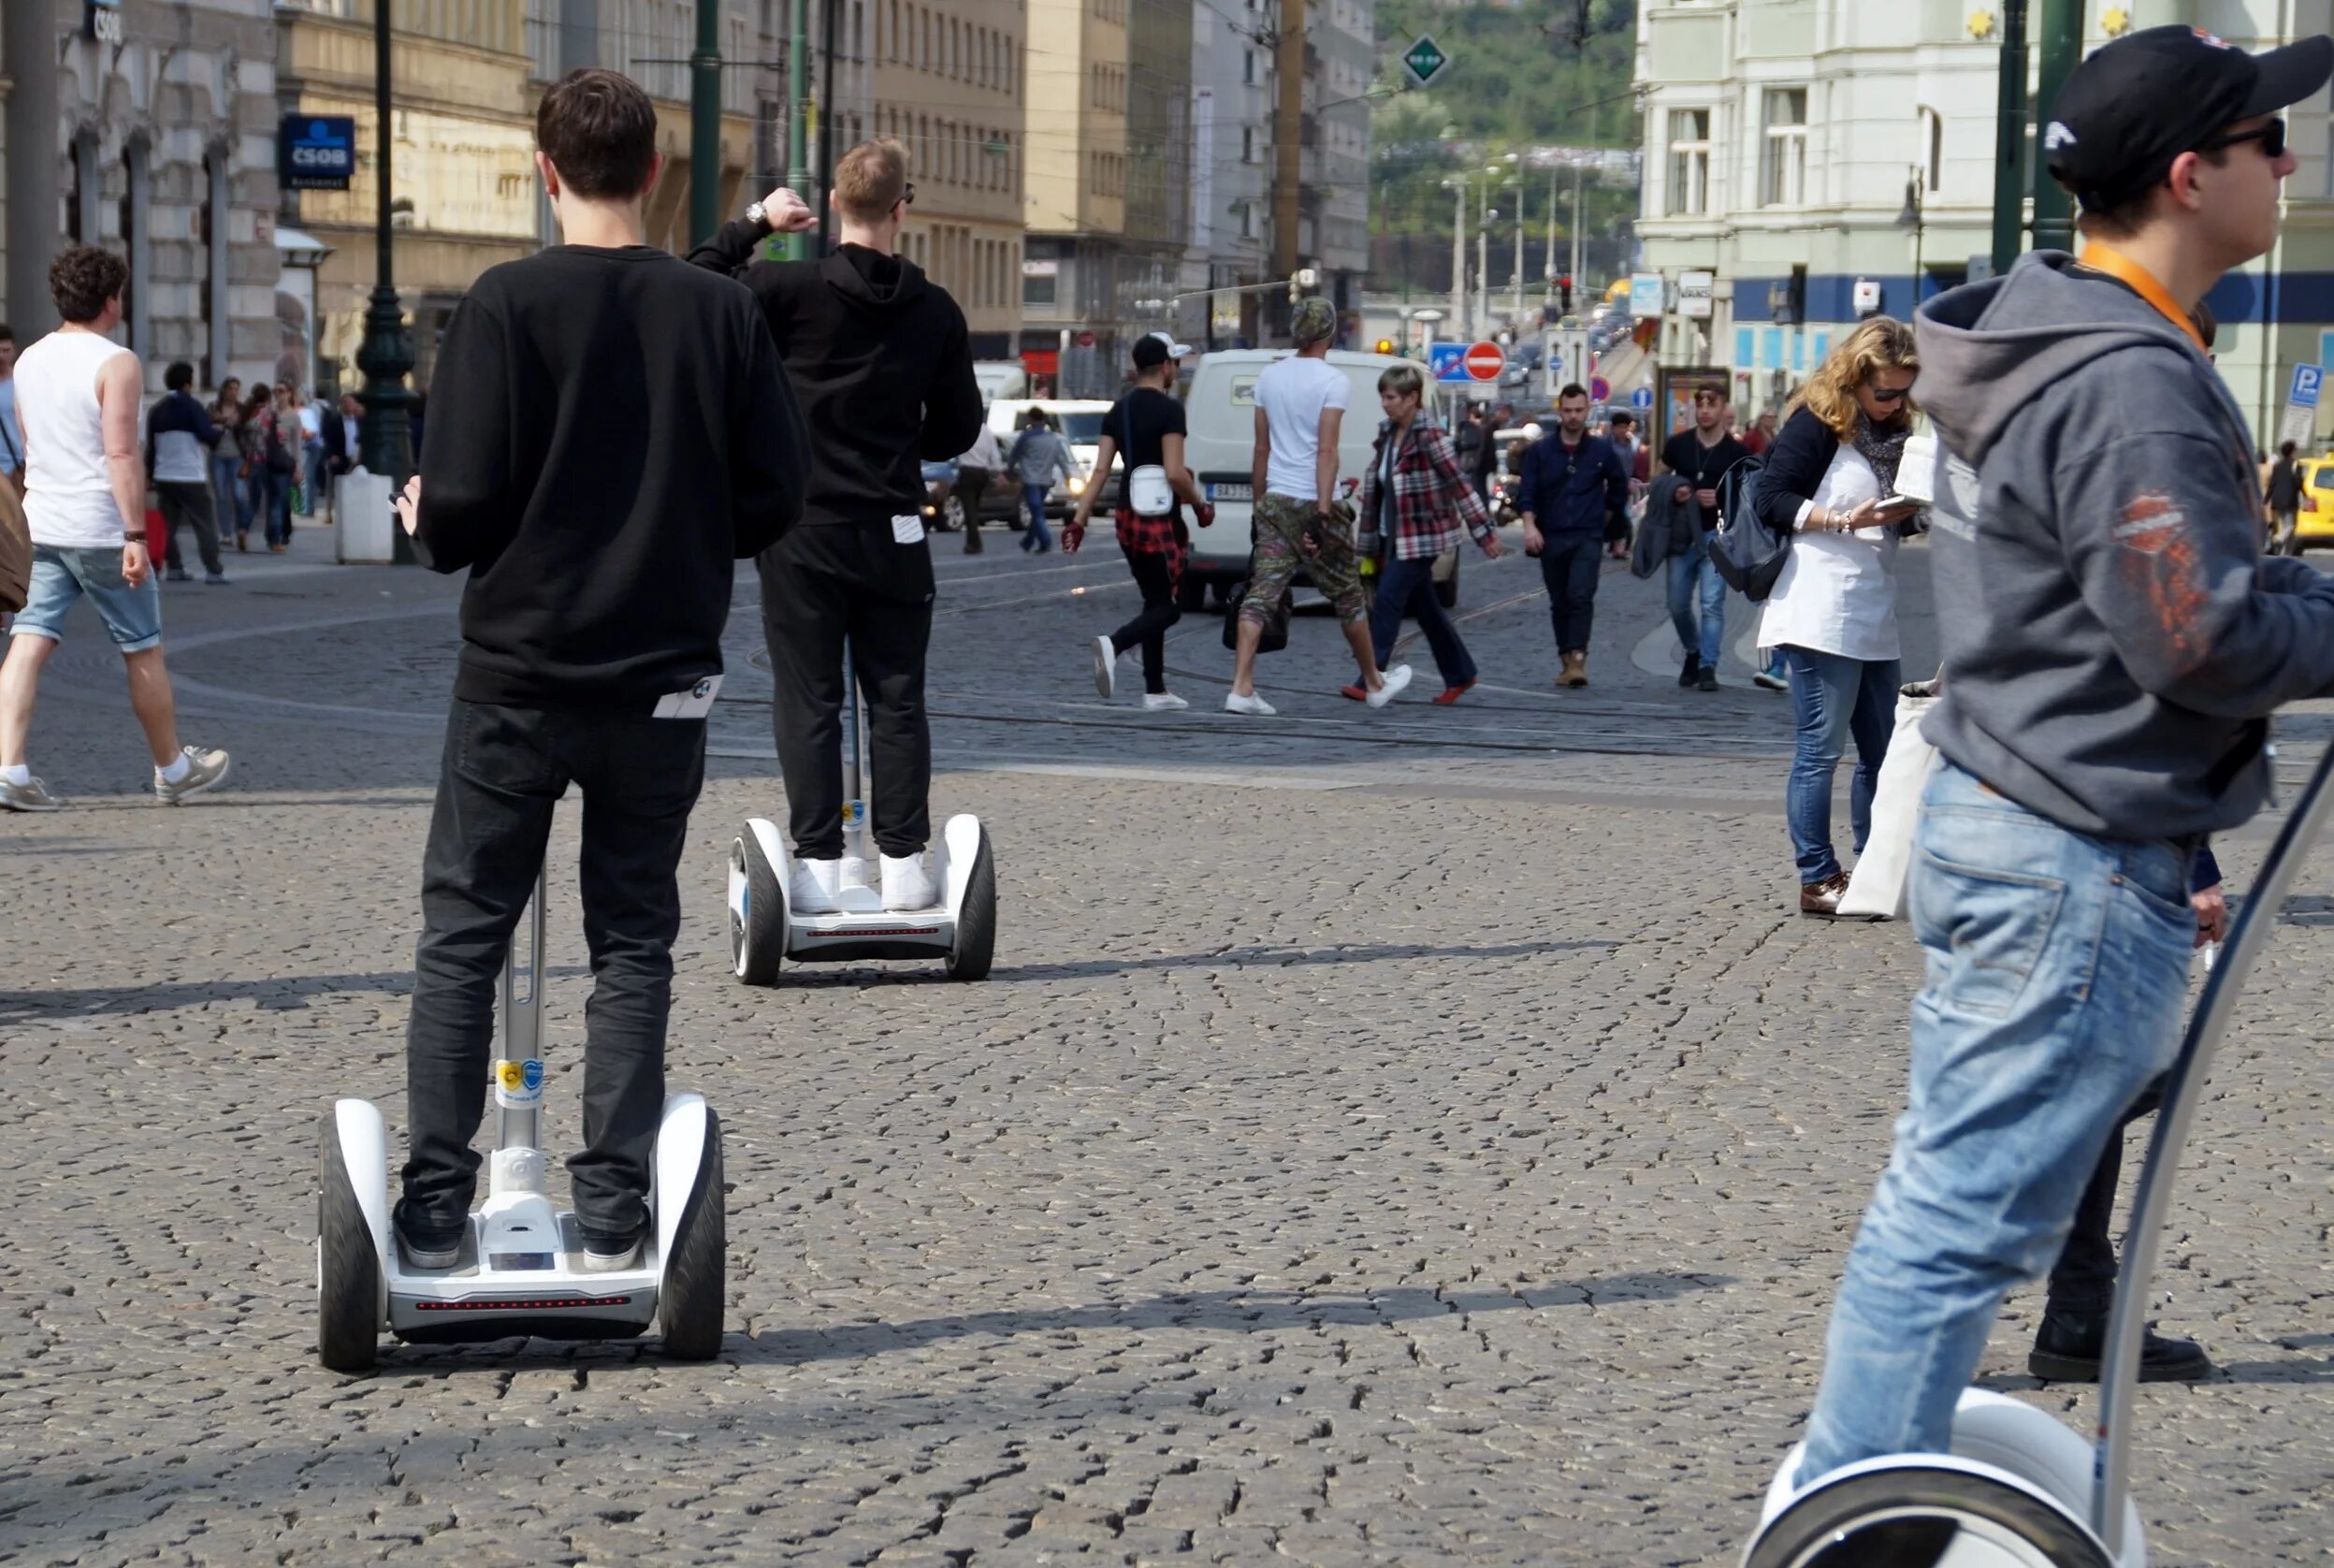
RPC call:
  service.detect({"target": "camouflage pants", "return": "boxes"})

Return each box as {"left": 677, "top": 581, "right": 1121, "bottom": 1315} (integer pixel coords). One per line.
{"left": 1242, "top": 491, "right": 1369, "bottom": 626}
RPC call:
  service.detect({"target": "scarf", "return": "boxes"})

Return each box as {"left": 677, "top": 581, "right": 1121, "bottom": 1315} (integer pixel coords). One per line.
{"left": 1851, "top": 414, "right": 1909, "bottom": 494}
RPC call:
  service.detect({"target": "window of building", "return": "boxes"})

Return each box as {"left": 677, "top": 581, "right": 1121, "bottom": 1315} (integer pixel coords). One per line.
{"left": 1241, "top": 125, "right": 1255, "bottom": 164}
{"left": 122, "top": 136, "right": 152, "bottom": 356}
{"left": 1667, "top": 109, "right": 1709, "bottom": 216}
{"left": 1761, "top": 87, "right": 1807, "bottom": 207}
{"left": 1025, "top": 266, "right": 1056, "bottom": 308}
{"left": 1242, "top": 49, "right": 1254, "bottom": 85}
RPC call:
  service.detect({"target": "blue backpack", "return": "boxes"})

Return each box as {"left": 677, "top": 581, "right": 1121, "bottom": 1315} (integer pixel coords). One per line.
{"left": 1710, "top": 455, "right": 1791, "bottom": 602}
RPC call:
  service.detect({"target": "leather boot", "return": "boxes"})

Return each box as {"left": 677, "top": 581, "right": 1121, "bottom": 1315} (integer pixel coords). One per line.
{"left": 1799, "top": 871, "right": 1850, "bottom": 917}
{"left": 2029, "top": 1307, "right": 2212, "bottom": 1383}
{"left": 1559, "top": 650, "right": 1587, "bottom": 688}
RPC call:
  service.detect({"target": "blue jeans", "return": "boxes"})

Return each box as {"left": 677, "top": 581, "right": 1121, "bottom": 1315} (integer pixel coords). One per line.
{"left": 251, "top": 466, "right": 291, "bottom": 546}
{"left": 11, "top": 545, "right": 165, "bottom": 651}
{"left": 1784, "top": 645, "right": 1900, "bottom": 883}
{"left": 211, "top": 454, "right": 251, "bottom": 538}
{"left": 1369, "top": 553, "right": 1475, "bottom": 690}
{"left": 1667, "top": 537, "right": 1724, "bottom": 668}
{"left": 1021, "top": 484, "right": 1053, "bottom": 551}
{"left": 1798, "top": 761, "right": 2196, "bottom": 1482}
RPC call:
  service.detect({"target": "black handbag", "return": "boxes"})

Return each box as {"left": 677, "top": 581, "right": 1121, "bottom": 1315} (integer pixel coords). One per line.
{"left": 1220, "top": 554, "right": 1292, "bottom": 654}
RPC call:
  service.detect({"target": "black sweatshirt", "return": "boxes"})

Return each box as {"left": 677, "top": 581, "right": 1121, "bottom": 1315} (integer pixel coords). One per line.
{"left": 684, "top": 225, "right": 984, "bottom": 526}
{"left": 413, "top": 245, "right": 807, "bottom": 710}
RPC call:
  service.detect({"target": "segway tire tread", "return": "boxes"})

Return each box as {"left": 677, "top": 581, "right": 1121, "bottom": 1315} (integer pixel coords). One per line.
{"left": 1745, "top": 1465, "right": 2113, "bottom": 1568}
{"left": 315, "top": 1112, "right": 381, "bottom": 1373}
{"left": 946, "top": 831, "right": 997, "bottom": 981}
{"left": 732, "top": 835, "right": 785, "bottom": 987}
{"left": 659, "top": 1110, "right": 726, "bottom": 1360}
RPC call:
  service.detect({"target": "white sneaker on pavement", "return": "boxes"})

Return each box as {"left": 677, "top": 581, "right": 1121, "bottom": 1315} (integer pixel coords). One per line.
{"left": 153, "top": 746, "right": 230, "bottom": 805}
{"left": 789, "top": 856, "right": 844, "bottom": 913}
{"left": 1093, "top": 634, "right": 1117, "bottom": 699}
{"left": 1365, "top": 665, "right": 1413, "bottom": 708}
{"left": 0, "top": 774, "right": 65, "bottom": 812}
{"left": 1142, "top": 691, "right": 1189, "bottom": 711}
{"left": 1224, "top": 690, "right": 1276, "bottom": 716}
{"left": 881, "top": 850, "right": 938, "bottom": 911}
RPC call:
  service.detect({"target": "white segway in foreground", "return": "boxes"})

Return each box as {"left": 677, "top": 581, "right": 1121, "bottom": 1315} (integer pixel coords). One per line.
{"left": 317, "top": 871, "right": 724, "bottom": 1372}
{"left": 1744, "top": 746, "right": 2334, "bottom": 1567}
{"left": 731, "top": 669, "right": 995, "bottom": 983}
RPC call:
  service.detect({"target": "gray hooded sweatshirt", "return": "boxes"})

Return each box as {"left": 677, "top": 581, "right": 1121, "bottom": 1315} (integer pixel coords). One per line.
{"left": 1913, "top": 250, "right": 2334, "bottom": 838}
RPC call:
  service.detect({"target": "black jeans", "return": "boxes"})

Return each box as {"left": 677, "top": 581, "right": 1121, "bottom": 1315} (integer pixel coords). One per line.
{"left": 155, "top": 480, "right": 222, "bottom": 576}
{"left": 1369, "top": 553, "right": 1475, "bottom": 690}
{"left": 758, "top": 519, "right": 935, "bottom": 860}
{"left": 1109, "top": 548, "right": 1181, "bottom": 694}
{"left": 956, "top": 466, "right": 989, "bottom": 553}
{"left": 2044, "top": 1080, "right": 2165, "bottom": 1315}
{"left": 1536, "top": 531, "right": 1602, "bottom": 656}
{"left": 397, "top": 699, "right": 706, "bottom": 1244}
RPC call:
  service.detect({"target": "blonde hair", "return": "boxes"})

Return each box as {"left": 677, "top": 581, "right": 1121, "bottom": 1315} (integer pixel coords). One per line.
{"left": 834, "top": 138, "right": 907, "bottom": 224}
{"left": 1790, "top": 315, "right": 1919, "bottom": 441}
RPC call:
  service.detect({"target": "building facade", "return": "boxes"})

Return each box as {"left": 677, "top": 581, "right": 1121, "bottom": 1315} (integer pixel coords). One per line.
{"left": 1181, "top": 0, "right": 1269, "bottom": 350}
{"left": 871, "top": 0, "right": 1024, "bottom": 358}
{"left": 3, "top": 0, "right": 283, "bottom": 389}
{"left": 1303, "top": 0, "right": 1370, "bottom": 322}
{"left": 1633, "top": 0, "right": 2334, "bottom": 443}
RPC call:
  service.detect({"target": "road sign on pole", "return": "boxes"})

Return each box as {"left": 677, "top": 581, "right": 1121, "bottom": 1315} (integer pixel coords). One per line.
{"left": 2289, "top": 363, "right": 2323, "bottom": 409}
{"left": 1428, "top": 341, "right": 1470, "bottom": 383}
{"left": 1463, "top": 341, "right": 1505, "bottom": 382}
{"left": 1630, "top": 385, "right": 1654, "bottom": 413}
{"left": 1399, "top": 34, "right": 1451, "bottom": 89}
{"left": 2283, "top": 364, "right": 2323, "bottom": 450}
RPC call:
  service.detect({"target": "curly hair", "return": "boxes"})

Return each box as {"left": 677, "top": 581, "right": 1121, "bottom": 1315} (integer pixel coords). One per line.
{"left": 49, "top": 244, "right": 128, "bottom": 325}
{"left": 1790, "top": 315, "right": 1919, "bottom": 441}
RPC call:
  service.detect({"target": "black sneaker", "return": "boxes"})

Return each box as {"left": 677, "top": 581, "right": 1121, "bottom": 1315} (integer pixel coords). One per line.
{"left": 1677, "top": 655, "right": 1701, "bottom": 688}
{"left": 397, "top": 1221, "right": 463, "bottom": 1270}
{"left": 580, "top": 1229, "right": 644, "bottom": 1271}
{"left": 2028, "top": 1307, "right": 2212, "bottom": 1383}
{"left": 167, "top": 567, "right": 192, "bottom": 583}
{"left": 1696, "top": 665, "right": 1719, "bottom": 692}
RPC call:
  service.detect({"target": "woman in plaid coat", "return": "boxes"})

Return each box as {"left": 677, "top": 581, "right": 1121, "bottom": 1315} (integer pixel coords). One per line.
{"left": 1353, "top": 363, "right": 1503, "bottom": 704}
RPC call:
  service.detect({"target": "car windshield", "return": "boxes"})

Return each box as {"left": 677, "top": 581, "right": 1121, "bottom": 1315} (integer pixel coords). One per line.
{"left": 1058, "top": 413, "right": 1107, "bottom": 443}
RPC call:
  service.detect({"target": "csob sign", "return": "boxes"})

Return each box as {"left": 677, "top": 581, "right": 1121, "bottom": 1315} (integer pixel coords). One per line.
{"left": 85, "top": 0, "right": 122, "bottom": 44}
{"left": 280, "top": 116, "right": 357, "bottom": 191}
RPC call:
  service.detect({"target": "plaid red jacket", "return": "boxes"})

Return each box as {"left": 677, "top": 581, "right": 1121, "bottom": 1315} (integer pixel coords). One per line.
{"left": 1355, "top": 418, "right": 1497, "bottom": 560}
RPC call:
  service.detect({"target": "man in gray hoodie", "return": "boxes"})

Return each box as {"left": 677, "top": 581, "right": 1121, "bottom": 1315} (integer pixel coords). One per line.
{"left": 1791, "top": 24, "right": 2334, "bottom": 1488}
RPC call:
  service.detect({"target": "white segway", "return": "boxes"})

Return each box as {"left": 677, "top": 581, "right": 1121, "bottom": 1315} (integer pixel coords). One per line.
{"left": 730, "top": 666, "right": 995, "bottom": 983}
{"left": 316, "top": 869, "right": 724, "bottom": 1372}
{"left": 1744, "top": 746, "right": 2334, "bottom": 1567}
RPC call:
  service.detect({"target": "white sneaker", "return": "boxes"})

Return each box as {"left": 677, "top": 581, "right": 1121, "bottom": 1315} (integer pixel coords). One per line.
{"left": 881, "top": 850, "right": 938, "bottom": 911}
{"left": 1365, "top": 665, "right": 1413, "bottom": 708}
{"left": 1224, "top": 690, "right": 1276, "bottom": 717}
{"left": 153, "top": 745, "right": 231, "bottom": 804}
{"left": 789, "top": 856, "right": 843, "bottom": 913}
{"left": 1142, "top": 691, "right": 1189, "bottom": 711}
{"left": 1093, "top": 634, "right": 1117, "bottom": 698}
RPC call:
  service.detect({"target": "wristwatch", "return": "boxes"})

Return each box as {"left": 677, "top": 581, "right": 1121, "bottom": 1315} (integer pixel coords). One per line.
{"left": 745, "top": 200, "right": 771, "bottom": 235}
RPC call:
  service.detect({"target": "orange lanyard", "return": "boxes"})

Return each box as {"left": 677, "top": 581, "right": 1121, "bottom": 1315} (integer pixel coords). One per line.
{"left": 2078, "top": 243, "right": 2207, "bottom": 354}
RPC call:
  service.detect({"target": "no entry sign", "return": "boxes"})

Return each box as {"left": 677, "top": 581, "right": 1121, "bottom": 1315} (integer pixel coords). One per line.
{"left": 1464, "top": 341, "right": 1505, "bottom": 382}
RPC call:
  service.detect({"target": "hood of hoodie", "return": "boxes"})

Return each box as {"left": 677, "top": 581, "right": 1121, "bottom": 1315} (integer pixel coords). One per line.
{"left": 1914, "top": 250, "right": 2203, "bottom": 469}
{"left": 823, "top": 242, "right": 929, "bottom": 318}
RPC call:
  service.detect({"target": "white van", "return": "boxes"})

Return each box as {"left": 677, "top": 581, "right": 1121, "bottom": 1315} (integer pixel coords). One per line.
{"left": 1181, "top": 349, "right": 1459, "bottom": 611}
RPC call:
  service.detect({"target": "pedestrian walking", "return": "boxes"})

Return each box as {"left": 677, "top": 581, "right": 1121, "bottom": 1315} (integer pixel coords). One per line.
{"left": 321, "top": 391, "right": 362, "bottom": 520}
{"left": 146, "top": 360, "right": 227, "bottom": 585}
{"left": 1066, "top": 334, "right": 1214, "bottom": 710}
{"left": 1516, "top": 384, "right": 1631, "bottom": 689}
{"left": 246, "top": 385, "right": 297, "bottom": 551}
{"left": 952, "top": 416, "right": 1002, "bottom": 553}
{"left": 1752, "top": 317, "right": 1922, "bottom": 915}
{"left": 1657, "top": 385, "right": 1752, "bottom": 690}
{"left": 1454, "top": 402, "right": 1487, "bottom": 501}
{"left": 1353, "top": 362, "right": 1502, "bottom": 704}
{"left": 686, "top": 135, "right": 983, "bottom": 914}
{"left": 296, "top": 386, "right": 326, "bottom": 518}
{"left": 0, "top": 324, "right": 20, "bottom": 499}
{"left": 1745, "top": 408, "right": 1779, "bottom": 457}
{"left": 208, "top": 377, "right": 249, "bottom": 544}
{"left": 235, "top": 385, "right": 271, "bottom": 551}
{"left": 389, "top": 67, "right": 804, "bottom": 1272}
{"left": 1006, "top": 408, "right": 1072, "bottom": 552}
{"left": 1226, "top": 296, "right": 1411, "bottom": 716}
{"left": 1788, "top": 24, "right": 2334, "bottom": 1489}
{"left": 2265, "top": 437, "right": 2304, "bottom": 551}
{"left": 0, "top": 245, "right": 230, "bottom": 812}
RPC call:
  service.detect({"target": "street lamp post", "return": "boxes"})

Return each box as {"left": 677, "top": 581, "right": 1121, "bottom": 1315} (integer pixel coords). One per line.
{"left": 1896, "top": 165, "right": 1925, "bottom": 314}
{"left": 1442, "top": 178, "right": 1466, "bottom": 338}
{"left": 356, "top": 0, "right": 415, "bottom": 512}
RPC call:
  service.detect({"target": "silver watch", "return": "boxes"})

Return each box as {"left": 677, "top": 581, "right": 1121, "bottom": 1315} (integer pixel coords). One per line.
{"left": 746, "top": 200, "right": 770, "bottom": 232}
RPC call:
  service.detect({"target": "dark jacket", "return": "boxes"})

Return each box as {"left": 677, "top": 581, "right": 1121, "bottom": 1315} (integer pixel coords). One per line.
{"left": 1516, "top": 431, "right": 1630, "bottom": 535}
{"left": 1631, "top": 479, "right": 1702, "bottom": 579}
{"left": 1754, "top": 405, "right": 1841, "bottom": 538}
{"left": 685, "top": 225, "right": 984, "bottom": 527}
{"left": 144, "top": 389, "right": 219, "bottom": 483}
{"left": 321, "top": 407, "right": 355, "bottom": 472}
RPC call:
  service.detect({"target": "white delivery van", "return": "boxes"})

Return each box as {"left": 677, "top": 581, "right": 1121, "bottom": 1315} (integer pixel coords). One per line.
{"left": 1181, "top": 349, "right": 1459, "bottom": 612}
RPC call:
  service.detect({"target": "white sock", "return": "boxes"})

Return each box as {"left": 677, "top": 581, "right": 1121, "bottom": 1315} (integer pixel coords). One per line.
{"left": 0, "top": 763, "right": 28, "bottom": 786}
{"left": 157, "top": 753, "right": 192, "bottom": 783}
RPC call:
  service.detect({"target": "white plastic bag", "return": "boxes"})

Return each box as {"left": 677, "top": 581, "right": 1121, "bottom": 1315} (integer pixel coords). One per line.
{"left": 1838, "top": 688, "right": 1939, "bottom": 920}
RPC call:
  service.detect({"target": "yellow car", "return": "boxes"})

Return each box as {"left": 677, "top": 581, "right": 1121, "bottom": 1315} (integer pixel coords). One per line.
{"left": 2287, "top": 457, "right": 2334, "bottom": 552}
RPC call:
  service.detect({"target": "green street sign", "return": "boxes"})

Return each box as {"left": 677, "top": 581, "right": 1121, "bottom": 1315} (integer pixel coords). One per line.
{"left": 1400, "top": 34, "right": 1450, "bottom": 89}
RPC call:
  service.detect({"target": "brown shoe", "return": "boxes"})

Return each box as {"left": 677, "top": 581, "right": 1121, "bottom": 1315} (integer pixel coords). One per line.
{"left": 1558, "top": 650, "right": 1588, "bottom": 688}
{"left": 1800, "top": 871, "right": 1851, "bottom": 917}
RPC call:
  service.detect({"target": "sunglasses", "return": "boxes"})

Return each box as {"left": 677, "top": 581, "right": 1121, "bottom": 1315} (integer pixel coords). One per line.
{"left": 1864, "top": 383, "right": 1912, "bottom": 405}
{"left": 2198, "top": 116, "right": 2286, "bottom": 161}
{"left": 897, "top": 181, "right": 915, "bottom": 210}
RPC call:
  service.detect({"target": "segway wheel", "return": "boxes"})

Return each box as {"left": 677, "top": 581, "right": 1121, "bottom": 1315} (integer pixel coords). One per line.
{"left": 659, "top": 1110, "right": 726, "bottom": 1360}
{"left": 946, "top": 828, "right": 997, "bottom": 982}
{"left": 730, "top": 835, "right": 784, "bottom": 987}
{"left": 1745, "top": 1466, "right": 2112, "bottom": 1568}
{"left": 315, "top": 1112, "right": 381, "bottom": 1373}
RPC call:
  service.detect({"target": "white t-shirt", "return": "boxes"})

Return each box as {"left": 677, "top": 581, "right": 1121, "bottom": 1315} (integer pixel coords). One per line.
{"left": 1757, "top": 441, "right": 1902, "bottom": 662}
{"left": 16, "top": 327, "right": 136, "bottom": 549}
{"left": 1255, "top": 354, "right": 1349, "bottom": 501}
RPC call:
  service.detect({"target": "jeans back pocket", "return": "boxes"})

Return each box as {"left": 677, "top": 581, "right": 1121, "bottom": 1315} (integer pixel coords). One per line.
{"left": 1911, "top": 846, "right": 2068, "bottom": 1020}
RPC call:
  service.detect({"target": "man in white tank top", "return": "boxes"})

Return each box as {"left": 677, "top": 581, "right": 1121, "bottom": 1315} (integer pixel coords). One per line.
{"left": 0, "top": 245, "right": 228, "bottom": 811}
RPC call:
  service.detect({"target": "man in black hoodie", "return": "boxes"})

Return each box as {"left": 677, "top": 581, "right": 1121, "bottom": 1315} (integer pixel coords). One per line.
{"left": 389, "top": 69, "right": 806, "bottom": 1272}
{"left": 688, "top": 138, "right": 983, "bottom": 914}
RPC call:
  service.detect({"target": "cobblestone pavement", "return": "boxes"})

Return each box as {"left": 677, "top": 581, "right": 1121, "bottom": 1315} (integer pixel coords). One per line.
{"left": 4, "top": 521, "right": 2331, "bottom": 1566}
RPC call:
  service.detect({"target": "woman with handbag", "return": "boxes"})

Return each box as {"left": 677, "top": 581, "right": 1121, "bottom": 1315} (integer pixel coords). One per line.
{"left": 1066, "top": 335, "right": 1212, "bottom": 710}
{"left": 246, "top": 385, "right": 298, "bottom": 552}
{"left": 1753, "top": 315, "right": 1923, "bottom": 917}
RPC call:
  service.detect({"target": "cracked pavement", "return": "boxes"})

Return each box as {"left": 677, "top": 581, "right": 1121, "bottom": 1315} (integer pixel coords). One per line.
{"left": 3, "top": 524, "right": 2330, "bottom": 1565}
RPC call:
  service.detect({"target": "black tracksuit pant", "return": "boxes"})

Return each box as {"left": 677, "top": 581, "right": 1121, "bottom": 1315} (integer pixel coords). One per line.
{"left": 1109, "top": 548, "right": 1181, "bottom": 694}
{"left": 156, "top": 479, "right": 223, "bottom": 576}
{"left": 758, "top": 518, "right": 935, "bottom": 860}
{"left": 396, "top": 698, "right": 705, "bottom": 1246}
{"left": 2043, "top": 1081, "right": 2164, "bottom": 1314}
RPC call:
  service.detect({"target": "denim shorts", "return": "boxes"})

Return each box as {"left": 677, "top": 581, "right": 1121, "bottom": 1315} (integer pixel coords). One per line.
{"left": 10, "top": 544, "right": 164, "bottom": 652}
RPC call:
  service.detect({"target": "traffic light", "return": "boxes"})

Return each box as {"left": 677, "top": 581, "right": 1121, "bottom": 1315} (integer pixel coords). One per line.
{"left": 1558, "top": 274, "right": 1573, "bottom": 314}
{"left": 1375, "top": 339, "right": 1395, "bottom": 355}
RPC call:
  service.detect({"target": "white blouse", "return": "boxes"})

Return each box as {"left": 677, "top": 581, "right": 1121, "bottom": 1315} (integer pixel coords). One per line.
{"left": 1756, "top": 440, "right": 1902, "bottom": 663}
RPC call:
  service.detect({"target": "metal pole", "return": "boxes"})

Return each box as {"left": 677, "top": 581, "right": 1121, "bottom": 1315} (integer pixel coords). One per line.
{"left": 1476, "top": 221, "right": 1489, "bottom": 339}
{"left": 2029, "top": 0, "right": 2080, "bottom": 253}
{"left": 356, "top": 0, "right": 415, "bottom": 513}
{"left": 788, "top": 0, "right": 812, "bottom": 260}
{"left": 1269, "top": 0, "right": 1307, "bottom": 341}
{"left": 1512, "top": 186, "right": 1525, "bottom": 326}
{"left": 1450, "top": 182, "right": 1465, "bottom": 341}
{"left": 1544, "top": 165, "right": 1558, "bottom": 297}
{"left": 1990, "top": 0, "right": 2030, "bottom": 272}
{"left": 689, "top": 0, "right": 723, "bottom": 247}
{"left": 816, "top": 0, "right": 840, "bottom": 254}
{"left": 1569, "top": 161, "right": 1584, "bottom": 296}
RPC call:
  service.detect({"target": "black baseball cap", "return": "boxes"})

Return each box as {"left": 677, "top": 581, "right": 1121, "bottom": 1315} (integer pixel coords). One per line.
{"left": 2045, "top": 25, "right": 2332, "bottom": 210}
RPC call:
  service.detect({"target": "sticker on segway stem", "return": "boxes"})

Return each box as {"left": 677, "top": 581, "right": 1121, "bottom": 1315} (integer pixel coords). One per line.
{"left": 521, "top": 1059, "right": 544, "bottom": 1094}
{"left": 651, "top": 673, "right": 723, "bottom": 719}
{"left": 493, "top": 1057, "right": 545, "bottom": 1109}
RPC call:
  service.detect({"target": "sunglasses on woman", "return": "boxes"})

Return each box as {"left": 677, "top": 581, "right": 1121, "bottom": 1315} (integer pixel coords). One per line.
{"left": 2198, "top": 116, "right": 2286, "bottom": 161}
{"left": 1864, "top": 381, "right": 1912, "bottom": 406}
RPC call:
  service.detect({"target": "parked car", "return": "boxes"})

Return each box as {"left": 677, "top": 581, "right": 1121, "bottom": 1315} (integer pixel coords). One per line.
{"left": 920, "top": 459, "right": 1020, "bottom": 532}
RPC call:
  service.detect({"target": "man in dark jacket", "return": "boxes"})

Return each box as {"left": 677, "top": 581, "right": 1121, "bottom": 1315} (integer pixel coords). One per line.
{"left": 689, "top": 137, "right": 984, "bottom": 914}
{"left": 390, "top": 68, "right": 806, "bottom": 1272}
{"left": 1516, "top": 384, "right": 1630, "bottom": 687}
{"left": 145, "top": 360, "right": 225, "bottom": 583}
